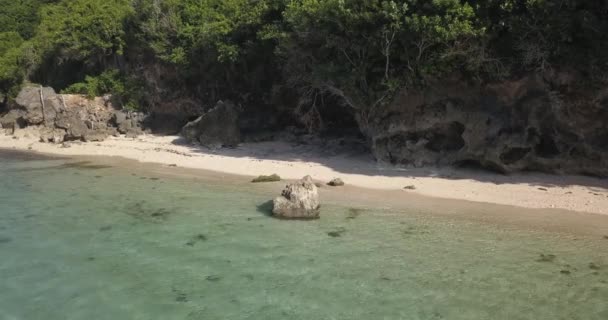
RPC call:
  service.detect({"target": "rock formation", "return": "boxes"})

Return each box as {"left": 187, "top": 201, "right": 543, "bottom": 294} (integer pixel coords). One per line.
{"left": 0, "top": 85, "right": 145, "bottom": 142}
{"left": 181, "top": 100, "right": 241, "bottom": 148}
{"left": 272, "top": 176, "right": 321, "bottom": 219}
{"left": 365, "top": 74, "right": 608, "bottom": 176}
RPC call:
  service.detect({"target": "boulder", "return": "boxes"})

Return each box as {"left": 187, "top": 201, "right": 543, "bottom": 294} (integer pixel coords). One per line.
{"left": 0, "top": 109, "right": 26, "bottom": 134}
{"left": 14, "top": 86, "right": 64, "bottom": 125}
{"left": 113, "top": 111, "right": 144, "bottom": 136}
{"left": 327, "top": 178, "right": 345, "bottom": 187}
{"left": 272, "top": 176, "right": 321, "bottom": 219}
{"left": 181, "top": 101, "right": 241, "bottom": 148}
{"left": 55, "top": 111, "right": 89, "bottom": 140}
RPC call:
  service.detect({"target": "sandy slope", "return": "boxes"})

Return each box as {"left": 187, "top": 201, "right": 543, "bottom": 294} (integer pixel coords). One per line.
{"left": 1, "top": 132, "right": 608, "bottom": 215}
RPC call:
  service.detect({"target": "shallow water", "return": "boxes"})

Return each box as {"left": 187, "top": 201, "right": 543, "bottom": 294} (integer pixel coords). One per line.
{"left": 0, "top": 150, "right": 607, "bottom": 320}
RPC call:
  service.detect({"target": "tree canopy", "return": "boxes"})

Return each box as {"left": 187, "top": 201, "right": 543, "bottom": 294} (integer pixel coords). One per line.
{"left": 1, "top": 0, "right": 607, "bottom": 115}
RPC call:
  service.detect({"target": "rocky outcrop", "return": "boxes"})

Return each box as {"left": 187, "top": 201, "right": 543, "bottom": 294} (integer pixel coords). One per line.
{"left": 181, "top": 100, "right": 241, "bottom": 148}
{"left": 113, "top": 111, "right": 145, "bottom": 136}
{"left": 366, "top": 74, "right": 608, "bottom": 176}
{"left": 14, "top": 86, "right": 60, "bottom": 126}
{"left": 0, "top": 85, "right": 144, "bottom": 142}
{"left": 272, "top": 176, "right": 321, "bottom": 219}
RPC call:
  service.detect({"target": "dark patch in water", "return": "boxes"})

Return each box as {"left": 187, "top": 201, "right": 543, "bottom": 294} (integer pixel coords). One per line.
{"left": 0, "top": 149, "right": 62, "bottom": 161}
{"left": 0, "top": 236, "right": 12, "bottom": 244}
{"left": 172, "top": 288, "right": 189, "bottom": 303}
{"left": 59, "top": 161, "right": 112, "bottom": 170}
{"left": 327, "top": 227, "right": 346, "bottom": 238}
{"left": 380, "top": 276, "right": 392, "bottom": 281}
{"left": 560, "top": 270, "right": 571, "bottom": 275}
{"left": 13, "top": 161, "right": 112, "bottom": 173}
{"left": 150, "top": 208, "right": 171, "bottom": 219}
{"left": 150, "top": 177, "right": 160, "bottom": 181}
{"left": 206, "top": 275, "right": 221, "bottom": 282}
{"left": 589, "top": 262, "right": 601, "bottom": 270}
{"left": 603, "top": 235, "right": 608, "bottom": 240}
{"left": 125, "top": 201, "right": 174, "bottom": 222}
{"left": 256, "top": 200, "right": 274, "bottom": 217}
{"left": 99, "top": 225, "right": 112, "bottom": 232}
{"left": 24, "top": 214, "right": 36, "bottom": 219}
{"left": 537, "top": 254, "right": 556, "bottom": 262}
{"left": 87, "top": 257, "right": 96, "bottom": 261}
{"left": 346, "top": 208, "right": 363, "bottom": 220}
{"left": 244, "top": 274, "right": 254, "bottom": 281}
{"left": 185, "top": 234, "right": 208, "bottom": 247}
{"left": 402, "top": 225, "right": 430, "bottom": 236}
{"left": 95, "top": 176, "right": 102, "bottom": 179}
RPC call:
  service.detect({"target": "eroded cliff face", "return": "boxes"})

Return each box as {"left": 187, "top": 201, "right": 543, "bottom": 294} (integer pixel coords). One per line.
{"left": 366, "top": 74, "right": 608, "bottom": 176}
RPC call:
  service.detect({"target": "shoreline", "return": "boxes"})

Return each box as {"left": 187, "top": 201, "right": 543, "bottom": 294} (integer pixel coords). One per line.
{"left": 2, "top": 133, "right": 608, "bottom": 216}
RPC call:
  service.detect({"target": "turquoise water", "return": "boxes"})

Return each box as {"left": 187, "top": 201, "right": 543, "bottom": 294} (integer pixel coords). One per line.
{"left": 0, "top": 150, "right": 607, "bottom": 320}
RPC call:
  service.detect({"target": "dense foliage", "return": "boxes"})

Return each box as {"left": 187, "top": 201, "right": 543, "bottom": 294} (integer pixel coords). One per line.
{"left": 1, "top": 0, "right": 607, "bottom": 120}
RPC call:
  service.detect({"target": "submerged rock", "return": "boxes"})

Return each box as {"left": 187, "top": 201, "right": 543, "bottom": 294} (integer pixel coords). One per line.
{"left": 272, "top": 175, "right": 320, "bottom": 219}
{"left": 0, "top": 236, "right": 12, "bottom": 244}
{"left": 181, "top": 100, "right": 241, "bottom": 148}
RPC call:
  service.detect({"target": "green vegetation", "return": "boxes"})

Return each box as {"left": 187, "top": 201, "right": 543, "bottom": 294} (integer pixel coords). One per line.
{"left": 1, "top": 0, "right": 607, "bottom": 118}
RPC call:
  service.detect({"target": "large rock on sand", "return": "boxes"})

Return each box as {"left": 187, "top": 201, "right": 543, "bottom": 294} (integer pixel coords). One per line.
{"left": 181, "top": 100, "right": 241, "bottom": 148}
{"left": 272, "top": 176, "right": 321, "bottom": 219}
{"left": 14, "top": 86, "right": 64, "bottom": 125}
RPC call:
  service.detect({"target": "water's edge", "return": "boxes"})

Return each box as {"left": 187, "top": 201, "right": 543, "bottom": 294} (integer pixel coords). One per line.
{"left": 3, "top": 147, "right": 608, "bottom": 238}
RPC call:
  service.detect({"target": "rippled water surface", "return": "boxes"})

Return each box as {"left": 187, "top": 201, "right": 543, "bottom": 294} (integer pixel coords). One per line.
{"left": 0, "top": 150, "right": 607, "bottom": 320}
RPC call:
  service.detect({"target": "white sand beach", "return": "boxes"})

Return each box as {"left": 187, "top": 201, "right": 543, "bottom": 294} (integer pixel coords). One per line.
{"left": 2, "top": 132, "right": 607, "bottom": 215}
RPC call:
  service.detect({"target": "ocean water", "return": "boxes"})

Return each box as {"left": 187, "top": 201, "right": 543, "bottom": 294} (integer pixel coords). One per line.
{"left": 0, "top": 150, "right": 607, "bottom": 320}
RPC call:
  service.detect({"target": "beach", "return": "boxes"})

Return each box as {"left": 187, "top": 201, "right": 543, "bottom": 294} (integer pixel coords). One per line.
{"left": 1, "top": 132, "right": 608, "bottom": 216}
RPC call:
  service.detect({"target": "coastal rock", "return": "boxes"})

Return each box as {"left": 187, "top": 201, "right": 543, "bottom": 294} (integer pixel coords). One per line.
{"left": 181, "top": 100, "right": 241, "bottom": 148}
{"left": 2, "top": 86, "right": 140, "bottom": 143}
{"left": 0, "top": 109, "right": 26, "bottom": 134}
{"left": 39, "top": 128, "right": 66, "bottom": 143}
{"left": 366, "top": 74, "right": 608, "bottom": 176}
{"left": 272, "top": 175, "right": 321, "bottom": 219}
{"left": 113, "top": 111, "right": 144, "bottom": 136}
{"left": 83, "top": 131, "right": 108, "bottom": 142}
{"left": 14, "top": 86, "right": 65, "bottom": 126}
{"left": 55, "top": 111, "right": 89, "bottom": 140}
{"left": 327, "top": 178, "right": 345, "bottom": 187}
